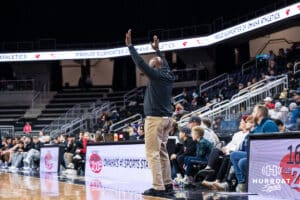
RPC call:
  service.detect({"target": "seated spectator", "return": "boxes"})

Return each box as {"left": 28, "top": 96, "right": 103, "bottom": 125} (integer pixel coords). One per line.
{"left": 280, "top": 106, "right": 290, "bottom": 125}
{"left": 200, "top": 116, "right": 254, "bottom": 190}
{"left": 269, "top": 102, "right": 286, "bottom": 120}
{"left": 182, "top": 126, "right": 212, "bottom": 186}
{"left": 189, "top": 116, "right": 219, "bottom": 147}
{"left": 263, "top": 97, "right": 274, "bottom": 109}
{"left": 173, "top": 103, "right": 188, "bottom": 121}
{"left": 268, "top": 50, "right": 276, "bottom": 61}
{"left": 268, "top": 60, "right": 279, "bottom": 74}
{"left": 286, "top": 62, "right": 294, "bottom": 74}
{"left": 201, "top": 118, "right": 220, "bottom": 147}
{"left": 64, "top": 134, "right": 77, "bottom": 169}
{"left": 93, "top": 132, "right": 104, "bottom": 143}
{"left": 276, "top": 48, "right": 287, "bottom": 69}
{"left": 286, "top": 89, "right": 300, "bottom": 130}
{"left": 182, "top": 88, "right": 192, "bottom": 103}
{"left": 169, "top": 120, "right": 179, "bottom": 137}
{"left": 230, "top": 105, "right": 279, "bottom": 192}
{"left": 260, "top": 73, "right": 267, "bottom": 81}
{"left": 273, "top": 119, "right": 290, "bottom": 133}
{"left": 110, "top": 110, "right": 120, "bottom": 123}
{"left": 247, "top": 81, "right": 252, "bottom": 87}
{"left": 23, "top": 136, "right": 43, "bottom": 170}
{"left": 238, "top": 83, "right": 244, "bottom": 91}
{"left": 23, "top": 122, "right": 32, "bottom": 134}
{"left": 9, "top": 141, "right": 25, "bottom": 170}
{"left": 251, "top": 77, "right": 257, "bottom": 85}
{"left": 38, "top": 131, "right": 50, "bottom": 144}
{"left": 172, "top": 127, "right": 196, "bottom": 184}
{"left": 0, "top": 137, "right": 14, "bottom": 166}
{"left": 137, "top": 124, "right": 145, "bottom": 140}
{"left": 279, "top": 88, "right": 288, "bottom": 99}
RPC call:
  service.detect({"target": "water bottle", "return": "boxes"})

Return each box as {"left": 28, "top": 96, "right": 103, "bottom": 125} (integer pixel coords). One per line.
{"left": 114, "top": 133, "right": 118, "bottom": 142}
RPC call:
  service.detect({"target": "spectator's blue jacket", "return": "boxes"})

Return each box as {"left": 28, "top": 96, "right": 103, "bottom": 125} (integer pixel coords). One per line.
{"left": 241, "top": 118, "right": 279, "bottom": 152}
{"left": 287, "top": 107, "right": 300, "bottom": 130}
{"left": 290, "top": 107, "right": 300, "bottom": 124}
{"left": 252, "top": 118, "right": 279, "bottom": 134}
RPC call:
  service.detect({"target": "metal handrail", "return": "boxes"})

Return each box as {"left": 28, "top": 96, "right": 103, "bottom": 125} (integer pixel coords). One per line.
{"left": 173, "top": 93, "right": 184, "bottom": 105}
{"left": 110, "top": 113, "right": 143, "bottom": 132}
{"left": 179, "top": 75, "right": 288, "bottom": 127}
{"left": 293, "top": 61, "right": 300, "bottom": 75}
{"left": 123, "top": 87, "right": 144, "bottom": 107}
{"left": 0, "top": 125, "right": 15, "bottom": 137}
{"left": 241, "top": 59, "right": 256, "bottom": 76}
{"left": 180, "top": 102, "right": 218, "bottom": 122}
{"left": 199, "top": 73, "right": 229, "bottom": 95}
{"left": 0, "top": 79, "right": 35, "bottom": 91}
{"left": 212, "top": 100, "right": 230, "bottom": 109}
{"left": 31, "top": 91, "right": 41, "bottom": 108}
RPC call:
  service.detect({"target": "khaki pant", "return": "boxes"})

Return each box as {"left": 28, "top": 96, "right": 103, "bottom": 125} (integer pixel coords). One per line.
{"left": 144, "top": 116, "right": 173, "bottom": 190}
{"left": 64, "top": 152, "right": 74, "bottom": 166}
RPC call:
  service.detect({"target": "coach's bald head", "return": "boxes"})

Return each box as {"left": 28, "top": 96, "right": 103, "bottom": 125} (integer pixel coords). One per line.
{"left": 149, "top": 56, "right": 163, "bottom": 69}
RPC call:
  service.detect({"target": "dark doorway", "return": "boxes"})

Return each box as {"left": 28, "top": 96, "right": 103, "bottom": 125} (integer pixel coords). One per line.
{"left": 50, "top": 61, "right": 62, "bottom": 91}
{"left": 113, "top": 57, "right": 136, "bottom": 91}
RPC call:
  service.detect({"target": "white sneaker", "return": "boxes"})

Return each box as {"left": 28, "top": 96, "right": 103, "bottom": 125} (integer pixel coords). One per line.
{"left": 173, "top": 176, "right": 183, "bottom": 186}
{"left": 67, "top": 163, "right": 74, "bottom": 169}
{"left": 182, "top": 176, "right": 190, "bottom": 185}
{"left": 9, "top": 166, "right": 17, "bottom": 172}
{"left": 213, "top": 182, "right": 229, "bottom": 191}
{"left": 236, "top": 183, "right": 246, "bottom": 192}
{"left": 73, "top": 155, "right": 82, "bottom": 160}
{"left": 23, "top": 158, "right": 30, "bottom": 164}
{"left": 23, "top": 166, "right": 30, "bottom": 171}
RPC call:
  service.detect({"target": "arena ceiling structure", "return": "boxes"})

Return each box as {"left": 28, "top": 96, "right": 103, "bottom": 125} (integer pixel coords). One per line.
{"left": 0, "top": 0, "right": 290, "bottom": 44}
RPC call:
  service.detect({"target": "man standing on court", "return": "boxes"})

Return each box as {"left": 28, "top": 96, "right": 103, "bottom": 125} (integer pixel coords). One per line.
{"left": 125, "top": 29, "right": 175, "bottom": 197}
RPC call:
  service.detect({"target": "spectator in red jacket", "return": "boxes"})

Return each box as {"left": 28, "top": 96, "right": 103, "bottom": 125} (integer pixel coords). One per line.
{"left": 78, "top": 132, "right": 90, "bottom": 154}
{"left": 23, "top": 122, "right": 32, "bottom": 134}
{"left": 264, "top": 97, "right": 275, "bottom": 109}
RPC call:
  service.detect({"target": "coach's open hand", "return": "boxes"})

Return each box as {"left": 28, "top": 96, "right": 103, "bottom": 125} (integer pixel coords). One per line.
{"left": 151, "top": 35, "right": 159, "bottom": 51}
{"left": 125, "top": 29, "right": 132, "bottom": 46}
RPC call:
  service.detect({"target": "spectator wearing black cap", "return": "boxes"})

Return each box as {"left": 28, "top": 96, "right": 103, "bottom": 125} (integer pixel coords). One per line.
{"left": 171, "top": 126, "right": 196, "bottom": 185}
{"left": 188, "top": 115, "right": 202, "bottom": 129}
{"left": 188, "top": 115, "right": 219, "bottom": 146}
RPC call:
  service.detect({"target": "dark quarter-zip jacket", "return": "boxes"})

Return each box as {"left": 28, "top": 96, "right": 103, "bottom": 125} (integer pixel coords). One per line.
{"left": 128, "top": 45, "right": 175, "bottom": 117}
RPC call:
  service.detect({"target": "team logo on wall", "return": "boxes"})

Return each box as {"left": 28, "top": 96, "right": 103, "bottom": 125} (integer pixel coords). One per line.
{"left": 89, "top": 152, "right": 103, "bottom": 174}
{"left": 44, "top": 151, "right": 54, "bottom": 170}
{"left": 280, "top": 148, "right": 300, "bottom": 192}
